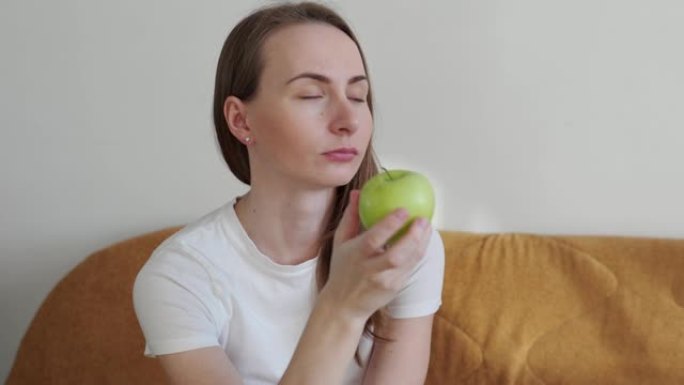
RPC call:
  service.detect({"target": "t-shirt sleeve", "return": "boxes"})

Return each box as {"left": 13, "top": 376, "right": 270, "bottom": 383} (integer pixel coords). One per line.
{"left": 385, "top": 229, "right": 445, "bottom": 319}
{"left": 132, "top": 244, "right": 225, "bottom": 357}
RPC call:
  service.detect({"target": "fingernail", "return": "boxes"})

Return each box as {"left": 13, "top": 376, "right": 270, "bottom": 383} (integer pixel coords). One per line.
{"left": 415, "top": 217, "right": 428, "bottom": 229}
{"left": 395, "top": 208, "right": 409, "bottom": 220}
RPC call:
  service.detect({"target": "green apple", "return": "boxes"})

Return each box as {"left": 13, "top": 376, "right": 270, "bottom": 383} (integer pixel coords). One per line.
{"left": 358, "top": 169, "right": 435, "bottom": 243}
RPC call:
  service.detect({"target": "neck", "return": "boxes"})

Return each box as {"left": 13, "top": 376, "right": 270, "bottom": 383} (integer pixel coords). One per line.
{"left": 234, "top": 184, "right": 336, "bottom": 266}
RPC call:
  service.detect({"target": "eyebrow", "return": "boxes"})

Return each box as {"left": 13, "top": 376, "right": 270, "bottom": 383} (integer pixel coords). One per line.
{"left": 285, "top": 72, "right": 368, "bottom": 86}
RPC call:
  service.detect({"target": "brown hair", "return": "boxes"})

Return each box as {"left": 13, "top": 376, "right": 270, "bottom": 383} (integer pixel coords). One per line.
{"left": 212, "top": 1, "right": 385, "bottom": 362}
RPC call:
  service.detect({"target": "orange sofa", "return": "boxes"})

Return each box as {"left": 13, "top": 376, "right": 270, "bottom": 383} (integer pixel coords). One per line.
{"left": 8, "top": 228, "right": 684, "bottom": 384}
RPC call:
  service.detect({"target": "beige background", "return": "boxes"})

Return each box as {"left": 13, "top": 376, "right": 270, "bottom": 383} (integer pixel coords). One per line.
{"left": 2, "top": 0, "right": 683, "bottom": 380}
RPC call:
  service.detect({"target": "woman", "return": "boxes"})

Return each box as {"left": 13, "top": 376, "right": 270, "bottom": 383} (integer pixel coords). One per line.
{"left": 133, "top": 2, "right": 444, "bottom": 384}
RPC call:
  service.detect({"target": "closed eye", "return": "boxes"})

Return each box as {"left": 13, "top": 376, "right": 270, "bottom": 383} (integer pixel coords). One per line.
{"left": 299, "top": 95, "right": 322, "bottom": 100}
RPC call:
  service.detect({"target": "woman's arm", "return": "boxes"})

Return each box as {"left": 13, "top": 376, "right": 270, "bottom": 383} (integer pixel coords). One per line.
{"left": 361, "top": 315, "right": 435, "bottom": 385}
{"left": 280, "top": 190, "right": 432, "bottom": 384}
{"left": 158, "top": 347, "right": 244, "bottom": 385}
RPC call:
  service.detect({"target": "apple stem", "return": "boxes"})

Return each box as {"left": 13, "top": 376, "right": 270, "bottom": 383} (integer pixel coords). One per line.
{"left": 381, "top": 166, "right": 394, "bottom": 181}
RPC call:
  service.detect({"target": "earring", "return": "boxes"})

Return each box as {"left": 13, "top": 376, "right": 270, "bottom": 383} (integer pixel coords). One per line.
{"left": 244, "top": 136, "right": 251, "bottom": 144}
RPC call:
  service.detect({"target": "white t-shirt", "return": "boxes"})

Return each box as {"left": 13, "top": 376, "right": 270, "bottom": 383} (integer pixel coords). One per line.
{"left": 133, "top": 197, "right": 444, "bottom": 385}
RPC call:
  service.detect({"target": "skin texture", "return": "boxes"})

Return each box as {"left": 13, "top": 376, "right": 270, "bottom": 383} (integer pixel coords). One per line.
{"left": 157, "top": 23, "right": 435, "bottom": 385}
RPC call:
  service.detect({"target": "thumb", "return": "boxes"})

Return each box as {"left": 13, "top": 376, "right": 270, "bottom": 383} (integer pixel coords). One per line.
{"left": 333, "top": 189, "right": 361, "bottom": 247}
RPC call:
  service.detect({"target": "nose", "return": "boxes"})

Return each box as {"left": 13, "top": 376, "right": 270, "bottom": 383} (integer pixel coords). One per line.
{"left": 328, "top": 94, "right": 359, "bottom": 136}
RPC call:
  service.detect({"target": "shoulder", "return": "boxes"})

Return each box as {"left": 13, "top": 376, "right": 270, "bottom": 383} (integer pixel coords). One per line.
{"left": 133, "top": 201, "right": 237, "bottom": 304}
{"left": 140, "top": 200, "right": 236, "bottom": 274}
{"left": 413, "top": 228, "right": 445, "bottom": 273}
{"left": 160, "top": 201, "right": 235, "bottom": 255}
{"left": 427, "top": 228, "right": 445, "bottom": 258}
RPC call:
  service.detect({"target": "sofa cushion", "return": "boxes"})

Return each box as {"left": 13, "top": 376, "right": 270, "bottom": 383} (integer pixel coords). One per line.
{"left": 427, "top": 232, "right": 684, "bottom": 385}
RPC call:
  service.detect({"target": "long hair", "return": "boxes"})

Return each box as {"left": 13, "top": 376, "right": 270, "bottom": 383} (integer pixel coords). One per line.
{"left": 212, "top": 2, "right": 385, "bottom": 363}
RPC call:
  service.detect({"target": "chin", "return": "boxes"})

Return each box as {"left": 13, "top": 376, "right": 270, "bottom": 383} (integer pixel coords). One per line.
{"left": 315, "top": 166, "right": 359, "bottom": 188}
{"left": 318, "top": 174, "right": 356, "bottom": 188}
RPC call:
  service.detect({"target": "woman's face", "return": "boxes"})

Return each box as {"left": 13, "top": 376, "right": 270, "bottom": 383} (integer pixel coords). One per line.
{"left": 243, "top": 22, "right": 373, "bottom": 189}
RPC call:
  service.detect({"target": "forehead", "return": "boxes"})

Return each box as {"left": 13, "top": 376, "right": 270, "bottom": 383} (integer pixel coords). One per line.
{"left": 260, "top": 22, "right": 366, "bottom": 84}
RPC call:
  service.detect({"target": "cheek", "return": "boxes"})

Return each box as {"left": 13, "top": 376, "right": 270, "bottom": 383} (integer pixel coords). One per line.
{"left": 262, "top": 98, "right": 322, "bottom": 126}
{"left": 360, "top": 111, "right": 374, "bottom": 139}
{"left": 253, "top": 110, "right": 320, "bottom": 158}
{"left": 250, "top": 102, "right": 300, "bottom": 140}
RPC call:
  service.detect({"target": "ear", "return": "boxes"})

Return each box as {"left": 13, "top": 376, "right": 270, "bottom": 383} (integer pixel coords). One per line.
{"left": 223, "top": 96, "right": 252, "bottom": 145}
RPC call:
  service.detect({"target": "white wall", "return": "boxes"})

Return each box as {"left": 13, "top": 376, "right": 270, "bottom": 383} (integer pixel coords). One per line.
{"left": 2, "top": 0, "right": 683, "bottom": 380}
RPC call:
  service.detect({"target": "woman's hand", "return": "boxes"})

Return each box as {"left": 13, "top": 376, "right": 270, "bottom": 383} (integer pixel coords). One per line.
{"left": 320, "top": 190, "right": 433, "bottom": 323}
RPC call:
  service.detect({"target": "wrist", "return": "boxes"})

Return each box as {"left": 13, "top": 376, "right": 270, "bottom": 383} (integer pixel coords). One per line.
{"left": 315, "top": 288, "right": 368, "bottom": 332}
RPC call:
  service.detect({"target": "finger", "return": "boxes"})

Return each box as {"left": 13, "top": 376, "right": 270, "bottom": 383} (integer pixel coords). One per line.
{"left": 357, "top": 207, "right": 410, "bottom": 255}
{"left": 377, "top": 217, "right": 431, "bottom": 269}
{"left": 333, "top": 190, "right": 361, "bottom": 247}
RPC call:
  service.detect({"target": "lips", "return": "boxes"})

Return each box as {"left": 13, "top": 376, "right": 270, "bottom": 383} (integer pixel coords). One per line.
{"left": 323, "top": 147, "right": 358, "bottom": 156}
{"left": 323, "top": 147, "right": 358, "bottom": 162}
